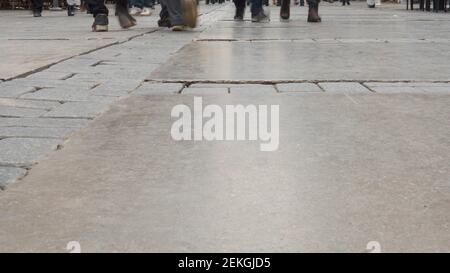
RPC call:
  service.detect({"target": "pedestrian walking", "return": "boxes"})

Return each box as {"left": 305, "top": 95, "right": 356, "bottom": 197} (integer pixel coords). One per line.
{"left": 280, "top": 0, "right": 320, "bottom": 22}
{"left": 233, "top": 0, "right": 270, "bottom": 22}
{"left": 31, "top": 0, "right": 43, "bottom": 17}
{"left": 85, "top": 0, "right": 136, "bottom": 32}
{"left": 341, "top": 0, "right": 350, "bottom": 6}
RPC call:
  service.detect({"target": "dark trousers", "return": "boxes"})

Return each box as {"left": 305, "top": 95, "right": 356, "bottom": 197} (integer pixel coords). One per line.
{"left": 31, "top": 0, "right": 43, "bottom": 11}
{"left": 233, "top": 0, "right": 262, "bottom": 16}
{"left": 160, "top": 0, "right": 184, "bottom": 25}
{"left": 84, "top": 0, "right": 109, "bottom": 16}
{"left": 82, "top": 0, "right": 130, "bottom": 17}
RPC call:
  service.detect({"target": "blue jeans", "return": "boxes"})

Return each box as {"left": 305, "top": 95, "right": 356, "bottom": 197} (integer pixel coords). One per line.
{"left": 130, "top": 0, "right": 155, "bottom": 8}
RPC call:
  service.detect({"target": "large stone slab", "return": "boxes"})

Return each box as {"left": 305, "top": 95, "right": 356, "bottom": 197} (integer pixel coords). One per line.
{"left": 0, "top": 92, "right": 449, "bottom": 252}
{"left": 150, "top": 40, "right": 450, "bottom": 81}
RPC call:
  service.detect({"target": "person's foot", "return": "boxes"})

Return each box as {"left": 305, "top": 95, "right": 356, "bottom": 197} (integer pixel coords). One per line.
{"left": 307, "top": 4, "right": 321, "bottom": 22}
{"left": 181, "top": 0, "right": 198, "bottom": 28}
{"left": 158, "top": 17, "right": 172, "bottom": 27}
{"left": 171, "top": 25, "right": 187, "bottom": 31}
{"left": 140, "top": 7, "right": 152, "bottom": 16}
{"left": 280, "top": 0, "right": 290, "bottom": 20}
{"left": 234, "top": 7, "right": 245, "bottom": 21}
{"left": 92, "top": 14, "right": 108, "bottom": 32}
{"left": 67, "top": 5, "right": 75, "bottom": 16}
{"left": 129, "top": 6, "right": 142, "bottom": 15}
{"left": 33, "top": 10, "right": 42, "bottom": 17}
{"left": 251, "top": 8, "right": 270, "bottom": 23}
{"left": 117, "top": 9, "right": 137, "bottom": 29}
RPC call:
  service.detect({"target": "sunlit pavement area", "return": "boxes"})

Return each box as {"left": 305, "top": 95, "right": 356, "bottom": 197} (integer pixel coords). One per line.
{"left": 0, "top": 2, "right": 449, "bottom": 252}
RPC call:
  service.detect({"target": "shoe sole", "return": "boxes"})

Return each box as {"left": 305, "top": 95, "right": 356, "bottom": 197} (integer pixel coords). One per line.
{"left": 171, "top": 26, "right": 186, "bottom": 31}
{"left": 93, "top": 25, "right": 108, "bottom": 32}
{"left": 182, "top": 0, "right": 198, "bottom": 28}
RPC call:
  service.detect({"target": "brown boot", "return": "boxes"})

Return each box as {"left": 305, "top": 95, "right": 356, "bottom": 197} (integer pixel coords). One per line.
{"left": 307, "top": 3, "right": 321, "bottom": 22}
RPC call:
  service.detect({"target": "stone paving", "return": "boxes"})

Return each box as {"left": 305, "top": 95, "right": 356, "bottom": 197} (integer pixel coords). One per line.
{"left": 0, "top": 4, "right": 227, "bottom": 188}
{"left": 1, "top": 2, "right": 450, "bottom": 189}
{"left": 0, "top": 2, "right": 449, "bottom": 252}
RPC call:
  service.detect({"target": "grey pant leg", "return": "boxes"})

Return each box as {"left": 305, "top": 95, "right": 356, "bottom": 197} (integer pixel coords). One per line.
{"left": 160, "top": 0, "right": 184, "bottom": 25}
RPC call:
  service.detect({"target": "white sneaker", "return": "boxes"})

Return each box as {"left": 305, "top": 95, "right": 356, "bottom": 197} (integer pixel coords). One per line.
{"left": 129, "top": 6, "right": 142, "bottom": 16}
{"left": 140, "top": 7, "right": 152, "bottom": 16}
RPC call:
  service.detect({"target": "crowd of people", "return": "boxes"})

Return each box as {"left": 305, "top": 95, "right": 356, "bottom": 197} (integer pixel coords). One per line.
{"left": 26, "top": 0, "right": 356, "bottom": 32}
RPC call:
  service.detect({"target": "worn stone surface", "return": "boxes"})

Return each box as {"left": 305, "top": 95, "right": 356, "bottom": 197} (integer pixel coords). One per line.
{"left": 43, "top": 101, "right": 115, "bottom": 119}
{"left": 1, "top": 92, "right": 450, "bottom": 252}
{"left": 0, "top": 9, "right": 159, "bottom": 80}
{"left": 20, "top": 88, "right": 115, "bottom": 102}
{"left": 90, "top": 80, "right": 142, "bottom": 97}
{"left": 0, "top": 2, "right": 449, "bottom": 253}
{"left": 0, "top": 98, "right": 61, "bottom": 110}
{"left": 0, "top": 117, "right": 90, "bottom": 128}
{"left": 150, "top": 4, "right": 450, "bottom": 82}
{"left": 0, "top": 106, "right": 48, "bottom": 118}
{"left": 0, "top": 167, "right": 27, "bottom": 190}
{"left": 276, "top": 83, "right": 323, "bottom": 93}
{"left": 229, "top": 85, "right": 276, "bottom": 94}
{"left": 133, "top": 83, "right": 184, "bottom": 95}
{"left": 0, "top": 85, "right": 36, "bottom": 99}
{"left": 0, "top": 127, "right": 74, "bottom": 139}
{"left": 182, "top": 87, "right": 229, "bottom": 94}
{"left": 318, "top": 82, "right": 372, "bottom": 93}
{"left": 0, "top": 138, "right": 61, "bottom": 167}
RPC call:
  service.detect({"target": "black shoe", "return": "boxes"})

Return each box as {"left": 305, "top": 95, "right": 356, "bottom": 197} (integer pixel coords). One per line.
{"left": 234, "top": 7, "right": 245, "bottom": 21}
{"left": 280, "top": 0, "right": 290, "bottom": 20}
{"left": 158, "top": 17, "right": 172, "bottom": 27}
{"left": 33, "top": 10, "right": 42, "bottom": 17}
{"left": 67, "top": 5, "right": 75, "bottom": 16}
{"left": 251, "top": 9, "right": 270, "bottom": 22}
{"left": 92, "top": 14, "right": 108, "bottom": 32}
